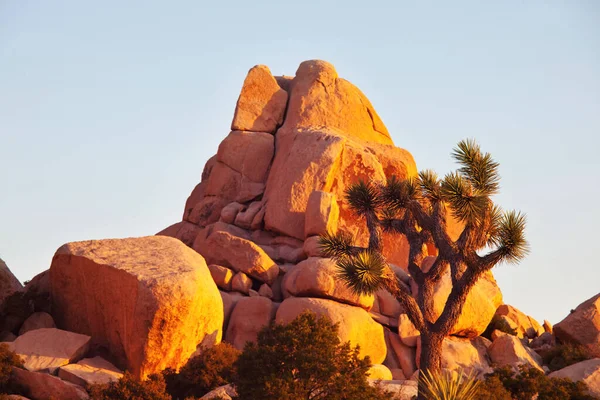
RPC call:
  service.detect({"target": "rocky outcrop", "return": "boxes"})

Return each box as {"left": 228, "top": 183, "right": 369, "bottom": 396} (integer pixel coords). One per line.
{"left": 554, "top": 293, "right": 600, "bottom": 355}
{"left": 440, "top": 337, "right": 492, "bottom": 376}
{"left": 0, "top": 258, "right": 22, "bottom": 307}
{"left": 49, "top": 236, "right": 223, "bottom": 379}
{"left": 276, "top": 297, "right": 386, "bottom": 364}
{"left": 488, "top": 333, "right": 543, "bottom": 371}
{"left": 548, "top": 358, "right": 600, "bottom": 398}
{"left": 231, "top": 65, "right": 288, "bottom": 133}
{"left": 495, "top": 304, "right": 543, "bottom": 339}
{"left": 5, "top": 328, "right": 91, "bottom": 373}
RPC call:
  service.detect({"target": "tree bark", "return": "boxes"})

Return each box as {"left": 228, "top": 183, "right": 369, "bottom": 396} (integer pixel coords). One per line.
{"left": 416, "top": 332, "right": 444, "bottom": 400}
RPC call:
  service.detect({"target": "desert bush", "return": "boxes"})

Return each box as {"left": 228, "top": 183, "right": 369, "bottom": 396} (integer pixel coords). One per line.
{"left": 476, "top": 374, "right": 513, "bottom": 400}
{"left": 483, "top": 315, "right": 518, "bottom": 339}
{"left": 419, "top": 368, "right": 480, "bottom": 400}
{"left": 0, "top": 343, "right": 23, "bottom": 394}
{"left": 163, "top": 342, "right": 240, "bottom": 399}
{"left": 542, "top": 343, "right": 594, "bottom": 372}
{"left": 233, "top": 311, "right": 390, "bottom": 400}
{"left": 89, "top": 372, "right": 170, "bottom": 400}
{"left": 482, "top": 365, "right": 596, "bottom": 400}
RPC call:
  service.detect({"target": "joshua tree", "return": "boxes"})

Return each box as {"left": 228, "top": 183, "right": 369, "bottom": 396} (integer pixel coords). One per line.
{"left": 320, "top": 139, "right": 529, "bottom": 380}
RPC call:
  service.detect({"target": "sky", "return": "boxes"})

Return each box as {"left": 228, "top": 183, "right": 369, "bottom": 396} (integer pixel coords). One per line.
{"left": 1, "top": 1, "right": 598, "bottom": 325}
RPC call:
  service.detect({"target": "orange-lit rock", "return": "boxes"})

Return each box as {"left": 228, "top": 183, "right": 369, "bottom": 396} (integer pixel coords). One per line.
{"left": 197, "top": 230, "right": 279, "bottom": 284}
{"left": 225, "top": 296, "right": 277, "bottom": 350}
{"left": 495, "top": 304, "right": 544, "bottom": 339}
{"left": 276, "top": 297, "right": 386, "bottom": 364}
{"left": 58, "top": 356, "right": 123, "bottom": 387}
{"left": 488, "top": 333, "right": 543, "bottom": 371}
{"left": 282, "top": 257, "right": 374, "bottom": 310}
{"left": 412, "top": 257, "right": 503, "bottom": 338}
{"left": 367, "top": 364, "right": 393, "bottom": 381}
{"left": 208, "top": 264, "right": 234, "bottom": 291}
{"left": 440, "top": 337, "right": 492, "bottom": 376}
{"left": 554, "top": 293, "right": 600, "bottom": 355}
{"left": 49, "top": 236, "right": 223, "bottom": 379}
{"left": 231, "top": 65, "right": 288, "bottom": 133}
{"left": 217, "top": 131, "right": 274, "bottom": 183}
{"left": 280, "top": 60, "right": 393, "bottom": 145}
{"left": 5, "top": 328, "right": 90, "bottom": 373}
{"left": 305, "top": 191, "right": 339, "bottom": 238}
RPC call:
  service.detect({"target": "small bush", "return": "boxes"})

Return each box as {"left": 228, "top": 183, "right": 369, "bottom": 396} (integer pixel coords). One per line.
{"left": 419, "top": 369, "right": 480, "bottom": 400}
{"left": 233, "top": 312, "right": 390, "bottom": 400}
{"left": 482, "top": 365, "right": 596, "bottom": 400}
{"left": 476, "top": 374, "right": 513, "bottom": 400}
{"left": 0, "top": 343, "right": 23, "bottom": 393}
{"left": 543, "top": 343, "right": 594, "bottom": 372}
{"left": 89, "top": 372, "right": 170, "bottom": 400}
{"left": 163, "top": 342, "right": 240, "bottom": 399}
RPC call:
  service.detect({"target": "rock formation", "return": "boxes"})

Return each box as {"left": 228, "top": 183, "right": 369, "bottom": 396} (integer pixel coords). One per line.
{"left": 1, "top": 59, "right": 598, "bottom": 398}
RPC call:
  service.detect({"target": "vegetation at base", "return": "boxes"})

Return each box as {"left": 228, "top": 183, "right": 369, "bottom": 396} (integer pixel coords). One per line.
{"left": 542, "top": 343, "right": 595, "bottom": 372}
{"left": 419, "top": 368, "right": 479, "bottom": 400}
{"left": 232, "top": 312, "right": 390, "bottom": 400}
{"left": 0, "top": 343, "right": 23, "bottom": 394}
{"left": 163, "top": 342, "right": 240, "bottom": 399}
{"left": 89, "top": 372, "right": 171, "bottom": 400}
{"left": 478, "top": 365, "right": 596, "bottom": 400}
{"left": 483, "top": 315, "right": 518, "bottom": 339}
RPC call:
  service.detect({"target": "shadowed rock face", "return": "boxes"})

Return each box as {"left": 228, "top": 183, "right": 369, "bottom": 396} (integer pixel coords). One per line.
{"left": 554, "top": 292, "right": 600, "bottom": 355}
{"left": 49, "top": 236, "right": 223, "bottom": 379}
{"left": 0, "top": 258, "right": 23, "bottom": 307}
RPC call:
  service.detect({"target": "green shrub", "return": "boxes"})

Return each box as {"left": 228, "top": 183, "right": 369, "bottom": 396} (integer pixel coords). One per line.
{"left": 233, "top": 312, "right": 390, "bottom": 400}
{"left": 163, "top": 342, "right": 240, "bottom": 399}
{"left": 483, "top": 315, "right": 517, "bottom": 339}
{"left": 476, "top": 374, "right": 513, "bottom": 400}
{"left": 0, "top": 343, "right": 23, "bottom": 393}
{"left": 482, "top": 365, "right": 596, "bottom": 400}
{"left": 542, "top": 343, "right": 594, "bottom": 372}
{"left": 419, "top": 368, "right": 480, "bottom": 400}
{"left": 89, "top": 372, "right": 170, "bottom": 400}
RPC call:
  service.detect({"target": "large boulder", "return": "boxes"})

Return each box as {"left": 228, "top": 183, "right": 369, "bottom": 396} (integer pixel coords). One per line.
{"left": 49, "top": 236, "right": 223, "bottom": 379}
{"left": 5, "top": 328, "right": 90, "bottom": 373}
{"left": 276, "top": 297, "right": 386, "bottom": 364}
{"left": 225, "top": 296, "right": 277, "bottom": 350}
{"left": 194, "top": 230, "right": 279, "bottom": 284}
{"left": 282, "top": 257, "right": 374, "bottom": 310}
{"left": 11, "top": 367, "right": 89, "bottom": 400}
{"left": 201, "top": 384, "right": 237, "bottom": 400}
{"left": 554, "top": 293, "right": 600, "bottom": 355}
{"left": 412, "top": 257, "right": 503, "bottom": 338}
{"left": 0, "top": 258, "right": 22, "bottom": 307}
{"left": 304, "top": 191, "right": 339, "bottom": 238}
{"left": 548, "top": 358, "right": 600, "bottom": 398}
{"left": 231, "top": 65, "right": 288, "bottom": 133}
{"left": 488, "top": 333, "right": 543, "bottom": 371}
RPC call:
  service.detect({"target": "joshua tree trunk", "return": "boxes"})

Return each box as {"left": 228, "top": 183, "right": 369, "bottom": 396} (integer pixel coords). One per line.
{"left": 419, "top": 332, "right": 443, "bottom": 374}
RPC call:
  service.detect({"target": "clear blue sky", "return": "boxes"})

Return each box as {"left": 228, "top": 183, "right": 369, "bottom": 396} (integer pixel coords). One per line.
{"left": 1, "top": 1, "right": 598, "bottom": 324}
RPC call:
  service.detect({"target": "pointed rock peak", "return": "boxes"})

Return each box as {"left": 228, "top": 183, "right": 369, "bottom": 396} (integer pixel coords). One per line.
{"left": 282, "top": 59, "right": 393, "bottom": 146}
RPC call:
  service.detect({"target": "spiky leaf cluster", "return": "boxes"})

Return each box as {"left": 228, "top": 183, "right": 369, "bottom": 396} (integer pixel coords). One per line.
{"left": 336, "top": 250, "right": 387, "bottom": 296}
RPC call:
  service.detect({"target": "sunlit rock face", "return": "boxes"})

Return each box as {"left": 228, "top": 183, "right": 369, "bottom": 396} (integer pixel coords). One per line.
{"left": 49, "top": 236, "right": 223, "bottom": 379}
{"left": 153, "top": 60, "right": 479, "bottom": 366}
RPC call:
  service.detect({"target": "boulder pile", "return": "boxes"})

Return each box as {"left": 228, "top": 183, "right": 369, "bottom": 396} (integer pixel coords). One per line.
{"left": 0, "top": 60, "right": 599, "bottom": 399}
